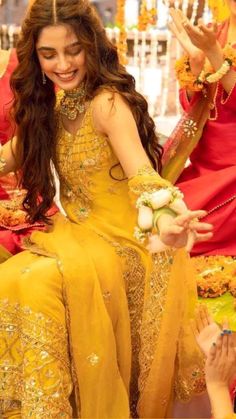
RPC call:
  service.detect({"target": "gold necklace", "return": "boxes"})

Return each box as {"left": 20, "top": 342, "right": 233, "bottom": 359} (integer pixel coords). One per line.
{"left": 60, "top": 83, "right": 86, "bottom": 121}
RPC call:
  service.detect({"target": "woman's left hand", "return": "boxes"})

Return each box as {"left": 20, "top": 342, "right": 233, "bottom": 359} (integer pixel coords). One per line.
{"left": 158, "top": 210, "right": 213, "bottom": 250}
{"left": 183, "top": 19, "right": 218, "bottom": 53}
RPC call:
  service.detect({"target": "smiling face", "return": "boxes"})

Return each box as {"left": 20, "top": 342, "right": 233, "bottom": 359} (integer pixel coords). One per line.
{"left": 36, "top": 24, "right": 87, "bottom": 90}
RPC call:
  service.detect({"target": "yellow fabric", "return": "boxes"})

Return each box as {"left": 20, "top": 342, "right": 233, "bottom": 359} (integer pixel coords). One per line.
{"left": 208, "top": 0, "right": 230, "bottom": 22}
{"left": 0, "top": 99, "right": 204, "bottom": 418}
{"left": 0, "top": 244, "right": 12, "bottom": 262}
{"left": 0, "top": 49, "right": 11, "bottom": 78}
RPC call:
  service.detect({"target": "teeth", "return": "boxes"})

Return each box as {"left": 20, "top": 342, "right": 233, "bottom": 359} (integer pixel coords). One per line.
{"left": 57, "top": 71, "right": 75, "bottom": 79}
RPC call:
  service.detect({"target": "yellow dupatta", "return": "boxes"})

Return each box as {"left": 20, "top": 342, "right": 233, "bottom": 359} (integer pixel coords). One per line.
{"left": 161, "top": 20, "right": 230, "bottom": 184}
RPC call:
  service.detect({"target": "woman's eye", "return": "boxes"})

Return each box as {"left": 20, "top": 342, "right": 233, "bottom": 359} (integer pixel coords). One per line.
{"left": 68, "top": 48, "right": 82, "bottom": 56}
{"left": 43, "top": 55, "right": 55, "bottom": 60}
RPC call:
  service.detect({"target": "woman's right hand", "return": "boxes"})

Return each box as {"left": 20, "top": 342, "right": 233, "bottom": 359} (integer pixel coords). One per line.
{"left": 206, "top": 332, "right": 236, "bottom": 388}
{"left": 205, "top": 332, "right": 236, "bottom": 419}
{"left": 169, "top": 8, "right": 205, "bottom": 73}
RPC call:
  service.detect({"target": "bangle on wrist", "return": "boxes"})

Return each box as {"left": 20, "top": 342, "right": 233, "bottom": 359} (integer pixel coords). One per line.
{"left": 134, "top": 187, "right": 186, "bottom": 244}
{"left": 153, "top": 207, "right": 177, "bottom": 233}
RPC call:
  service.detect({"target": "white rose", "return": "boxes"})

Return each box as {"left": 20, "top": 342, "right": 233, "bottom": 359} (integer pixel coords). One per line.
{"left": 149, "top": 189, "right": 172, "bottom": 209}
{"left": 138, "top": 206, "right": 153, "bottom": 231}
{"left": 169, "top": 198, "right": 188, "bottom": 214}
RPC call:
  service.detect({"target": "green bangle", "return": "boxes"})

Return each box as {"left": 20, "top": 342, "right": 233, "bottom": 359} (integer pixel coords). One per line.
{"left": 153, "top": 207, "right": 177, "bottom": 232}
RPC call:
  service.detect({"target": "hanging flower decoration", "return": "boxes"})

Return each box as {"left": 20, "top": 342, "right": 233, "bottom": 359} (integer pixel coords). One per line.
{"left": 115, "top": 0, "right": 128, "bottom": 66}
{"left": 208, "top": 0, "right": 230, "bottom": 22}
{"left": 138, "top": 0, "right": 157, "bottom": 31}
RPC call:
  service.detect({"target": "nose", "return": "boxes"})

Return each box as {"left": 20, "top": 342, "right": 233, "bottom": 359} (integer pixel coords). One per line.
{"left": 56, "top": 54, "right": 71, "bottom": 72}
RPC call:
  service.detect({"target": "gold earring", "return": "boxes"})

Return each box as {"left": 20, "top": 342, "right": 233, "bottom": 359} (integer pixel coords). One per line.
{"left": 42, "top": 71, "right": 46, "bottom": 85}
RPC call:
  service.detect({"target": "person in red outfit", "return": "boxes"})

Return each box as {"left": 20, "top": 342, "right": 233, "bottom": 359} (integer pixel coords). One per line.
{"left": 0, "top": 48, "right": 57, "bottom": 257}
{"left": 162, "top": 4, "right": 236, "bottom": 376}
{"left": 163, "top": 3, "right": 236, "bottom": 258}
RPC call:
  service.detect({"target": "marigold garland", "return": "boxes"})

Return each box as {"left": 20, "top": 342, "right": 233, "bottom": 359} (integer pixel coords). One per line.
{"left": 175, "top": 44, "right": 236, "bottom": 91}
{"left": 175, "top": 55, "right": 203, "bottom": 91}
{"left": 115, "top": 0, "right": 128, "bottom": 65}
{"left": 193, "top": 255, "right": 236, "bottom": 300}
{"left": 0, "top": 204, "right": 27, "bottom": 227}
{"left": 208, "top": 0, "right": 230, "bottom": 22}
{"left": 138, "top": 0, "right": 157, "bottom": 31}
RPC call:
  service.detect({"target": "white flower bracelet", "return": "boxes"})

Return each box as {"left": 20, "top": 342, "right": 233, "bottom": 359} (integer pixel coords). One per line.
{"left": 134, "top": 187, "right": 188, "bottom": 246}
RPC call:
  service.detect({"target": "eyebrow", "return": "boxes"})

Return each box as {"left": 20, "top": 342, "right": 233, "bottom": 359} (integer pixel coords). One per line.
{"left": 37, "top": 41, "right": 80, "bottom": 52}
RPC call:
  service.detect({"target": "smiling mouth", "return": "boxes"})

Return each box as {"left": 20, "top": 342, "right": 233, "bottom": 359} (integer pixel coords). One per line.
{"left": 55, "top": 70, "right": 78, "bottom": 81}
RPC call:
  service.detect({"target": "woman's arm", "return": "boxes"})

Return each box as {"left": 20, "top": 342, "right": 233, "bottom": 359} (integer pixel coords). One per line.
{"left": 0, "top": 136, "right": 18, "bottom": 176}
{"left": 183, "top": 21, "right": 236, "bottom": 94}
{"left": 92, "top": 91, "right": 212, "bottom": 250}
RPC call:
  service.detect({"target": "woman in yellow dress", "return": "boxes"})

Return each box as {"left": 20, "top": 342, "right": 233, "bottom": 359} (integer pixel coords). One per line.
{"left": 0, "top": 0, "right": 213, "bottom": 417}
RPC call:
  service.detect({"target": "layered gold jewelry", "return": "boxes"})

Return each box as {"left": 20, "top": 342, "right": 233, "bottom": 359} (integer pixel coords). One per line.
{"left": 0, "top": 144, "right": 6, "bottom": 173}
{"left": 60, "top": 83, "right": 86, "bottom": 121}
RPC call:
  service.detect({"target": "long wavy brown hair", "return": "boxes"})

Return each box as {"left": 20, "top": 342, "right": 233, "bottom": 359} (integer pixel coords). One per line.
{"left": 11, "top": 0, "right": 163, "bottom": 223}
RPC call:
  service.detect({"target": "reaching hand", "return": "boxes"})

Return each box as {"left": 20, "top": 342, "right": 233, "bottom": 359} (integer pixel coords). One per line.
{"left": 191, "top": 305, "right": 221, "bottom": 357}
{"left": 168, "top": 8, "right": 204, "bottom": 61}
{"left": 158, "top": 210, "right": 213, "bottom": 251}
{"left": 205, "top": 331, "right": 236, "bottom": 388}
{"left": 182, "top": 17, "right": 218, "bottom": 53}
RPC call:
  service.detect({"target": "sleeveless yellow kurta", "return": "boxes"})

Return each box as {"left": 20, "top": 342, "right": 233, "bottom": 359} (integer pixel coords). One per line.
{"left": 0, "top": 100, "right": 205, "bottom": 418}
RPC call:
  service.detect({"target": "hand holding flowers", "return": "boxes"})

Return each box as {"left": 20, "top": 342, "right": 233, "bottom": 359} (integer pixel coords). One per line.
{"left": 134, "top": 187, "right": 213, "bottom": 253}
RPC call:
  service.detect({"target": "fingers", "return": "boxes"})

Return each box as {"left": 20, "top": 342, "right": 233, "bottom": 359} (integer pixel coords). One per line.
{"left": 214, "top": 333, "right": 223, "bottom": 362}
{"left": 194, "top": 232, "right": 214, "bottom": 242}
{"left": 221, "top": 331, "right": 229, "bottom": 358}
{"left": 190, "top": 318, "right": 199, "bottom": 338}
{"left": 164, "top": 225, "right": 185, "bottom": 236}
{"left": 198, "top": 20, "right": 218, "bottom": 35}
{"left": 175, "top": 210, "right": 207, "bottom": 227}
{"left": 168, "top": 21, "right": 179, "bottom": 38}
{"left": 222, "top": 317, "right": 229, "bottom": 333}
{"left": 208, "top": 340, "right": 217, "bottom": 364}
{"left": 189, "top": 221, "right": 213, "bottom": 232}
{"left": 228, "top": 333, "right": 236, "bottom": 361}
{"left": 199, "top": 304, "right": 211, "bottom": 328}
{"left": 195, "top": 304, "right": 208, "bottom": 333}
{"left": 202, "top": 304, "right": 214, "bottom": 325}
{"left": 169, "top": 8, "right": 184, "bottom": 33}
{"left": 185, "top": 230, "right": 195, "bottom": 252}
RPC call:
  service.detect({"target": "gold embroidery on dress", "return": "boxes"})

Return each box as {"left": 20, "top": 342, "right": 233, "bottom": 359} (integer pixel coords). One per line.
{"left": 116, "top": 245, "right": 145, "bottom": 417}
{"left": 138, "top": 251, "right": 174, "bottom": 398}
{"left": 61, "top": 278, "right": 81, "bottom": 418}
{"left": 0, "top": 299, "right": 73, "bottom": 418}
{"left": 92, "top": 232, "right": 146, "bottom": 417}
{"left": 56, "top": 104, "right": 112, "bottom": 222}
{"left": 174, "top": 358, "right": 206, "bottom": 402}
{"left": 128, "top": 164, "right": 171, "bottom": 197}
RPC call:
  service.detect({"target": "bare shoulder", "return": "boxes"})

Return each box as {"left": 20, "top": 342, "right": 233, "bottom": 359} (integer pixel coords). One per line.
{"left": 92, "top": 89, "right": 132, "bottom": 133}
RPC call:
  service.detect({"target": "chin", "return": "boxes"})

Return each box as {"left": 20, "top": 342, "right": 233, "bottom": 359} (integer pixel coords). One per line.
{"left": 57, "top": 79, "right": 84, "bottom": 91}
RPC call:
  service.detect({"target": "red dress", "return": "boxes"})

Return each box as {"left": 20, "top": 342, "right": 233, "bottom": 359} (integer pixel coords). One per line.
{"left": 0, "top": 49, "right": 57, "bottom": 254}
{"left": 177, "top": 84, "right": 236, "bottom": 256}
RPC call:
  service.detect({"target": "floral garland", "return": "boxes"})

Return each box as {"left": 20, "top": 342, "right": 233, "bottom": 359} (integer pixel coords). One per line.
{"left": 175, "top": 55, "right": 203, "bottom": 91}
{"left": 193, "top": 255, "right": 236, "bottom": 300}
{"left": 138, "top": 0, "right": 157, "bottom": 31}
{"left": 0, "top": 204, "right": 26, "bottom": 227}
{"left": 133, "top": 186, "right": 187, "bottom": 251}
{"left": 208, "top": 0, "right": 230, "bottom": 22}
{"left": 115, "top": 0, "right": 128, "bottom": 65}
{"left": 175, "top": 44, "right": 236, "bottom": 91}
